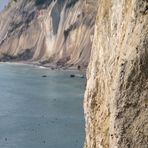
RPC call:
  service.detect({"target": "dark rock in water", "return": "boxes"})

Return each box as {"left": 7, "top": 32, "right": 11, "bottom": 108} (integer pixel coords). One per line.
{"left": 70, "top": 74, "right": 75, "bottom": 78}
{"left": 5, "top": 138, "right": 7, "bottom": 141}
{"left": 77, "top": 65, "right": 81, "bottom": 70}
{"left": 42, "top": 140, "right": 46, "bottom": 144}
{"left": 42, "top": 75, "right": 47, "bottom": 77}
{"left": 70, "top": 74, "right": 84, "bottom": 78}
{"left": 51, "top": 67, "right": 55, "bottom": 70}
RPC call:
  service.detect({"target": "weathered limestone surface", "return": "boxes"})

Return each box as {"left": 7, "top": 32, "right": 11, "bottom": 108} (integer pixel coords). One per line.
{"left": 0, "top": 0, "right": 97, "bottom": 67}
{"left": 84, "top": 0, "right": 148, "bottom": 147}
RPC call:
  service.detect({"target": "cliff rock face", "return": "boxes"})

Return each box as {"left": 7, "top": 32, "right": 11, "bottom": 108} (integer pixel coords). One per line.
{"left": 0, "top": 0, "right": 97, "bottom": 67}
{"left": 84, "top": 0, "right": 148, "bottom": 147}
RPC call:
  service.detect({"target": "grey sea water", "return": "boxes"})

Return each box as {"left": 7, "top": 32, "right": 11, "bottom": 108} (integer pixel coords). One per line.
{"left": 0, "top": 63, "right": 85, "bottom": 148}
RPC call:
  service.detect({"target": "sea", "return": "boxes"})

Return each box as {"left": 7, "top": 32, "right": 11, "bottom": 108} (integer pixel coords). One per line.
{"left": 0, "top": 63, "right": 85, "bottom": 148}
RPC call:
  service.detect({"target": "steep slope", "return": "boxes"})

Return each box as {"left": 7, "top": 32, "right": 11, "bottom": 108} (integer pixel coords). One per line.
{"left": 84, "top": 0, "right": 148, "bottom": 147}
{"left": 0, "top": 0, "right": 97, "bottom": 67}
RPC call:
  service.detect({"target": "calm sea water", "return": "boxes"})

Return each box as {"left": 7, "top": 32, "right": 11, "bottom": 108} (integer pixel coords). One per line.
{"left": 0, "top": 63, "right": 85, "bottom": 148}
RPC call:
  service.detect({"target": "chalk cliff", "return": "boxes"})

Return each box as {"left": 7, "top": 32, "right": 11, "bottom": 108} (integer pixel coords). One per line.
{"left": 1, "top": 0, "right": 147, "bottom": 147}
{"left": 0, "top": 0, "right": 97, "bottom": 67}
{"left": 84, "top": 0, "right": 148, "bottom": 147}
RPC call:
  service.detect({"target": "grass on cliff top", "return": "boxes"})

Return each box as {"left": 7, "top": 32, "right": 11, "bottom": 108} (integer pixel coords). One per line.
{"left": 35, "top": 0, "right": 78, "bottom": 9}
{"left": 35, "top": 0, "right": 52, "bottom": 8}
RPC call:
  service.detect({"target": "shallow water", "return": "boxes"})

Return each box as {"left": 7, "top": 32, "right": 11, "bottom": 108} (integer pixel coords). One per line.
{"left": 0, "top": 63, "right": 85, "bottom": 148}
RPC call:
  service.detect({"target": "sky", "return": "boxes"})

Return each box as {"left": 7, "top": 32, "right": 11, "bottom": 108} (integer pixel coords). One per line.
{"left": 0, "top": 0, "right": 9, "bottom": 11}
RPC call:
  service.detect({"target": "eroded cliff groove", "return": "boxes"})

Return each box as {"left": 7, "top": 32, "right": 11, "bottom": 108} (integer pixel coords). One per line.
{"left": 0, "top": 0, "right": 97, "bottom": 68}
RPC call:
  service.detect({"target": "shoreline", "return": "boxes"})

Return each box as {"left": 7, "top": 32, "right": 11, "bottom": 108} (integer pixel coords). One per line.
{"left": 0, "top": 61, "right": 86, "bottom": 76}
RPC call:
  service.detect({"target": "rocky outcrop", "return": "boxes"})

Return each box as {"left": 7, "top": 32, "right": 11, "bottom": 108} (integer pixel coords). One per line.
{"left": 0, "top": 0, "right": 97, "bottom": 67}
{"left": 84, "top": 0, "right": 148, "bottom": 148}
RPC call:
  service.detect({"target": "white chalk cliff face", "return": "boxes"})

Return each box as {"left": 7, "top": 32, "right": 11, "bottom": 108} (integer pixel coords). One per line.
{"left": 84, "top": 0, "right": 148, "bottom": 147}
{"left": 0, "top": 0, "right": 97, "bottom": 66}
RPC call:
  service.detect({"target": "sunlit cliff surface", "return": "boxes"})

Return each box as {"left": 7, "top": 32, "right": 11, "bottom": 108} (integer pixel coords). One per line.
{"left": 84, "top": 0, "right": 148, "bottom": 147}
{"left": 0, "top": 0, "right": 97, "bottom": 67}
